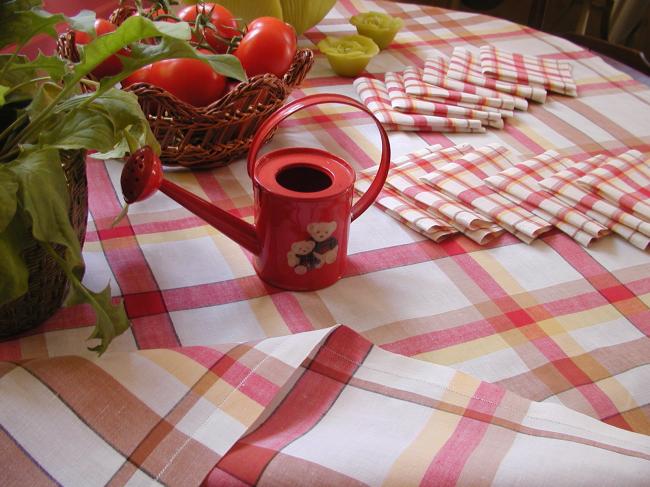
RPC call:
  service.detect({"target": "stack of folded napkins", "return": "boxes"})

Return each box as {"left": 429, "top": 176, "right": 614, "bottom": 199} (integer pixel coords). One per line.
{"left": 356, "top": 144, "right": 649, "bottom": 250}
{"left": 354, "top": 45, "right": 577, "bottom": 132}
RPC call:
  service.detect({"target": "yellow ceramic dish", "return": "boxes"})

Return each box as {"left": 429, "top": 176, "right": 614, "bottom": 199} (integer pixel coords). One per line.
{"left": 317, "top": 34, "right": 379, "bottom": 77}
{"left": 349, "top": 11, "right": 404, "bottom": 49}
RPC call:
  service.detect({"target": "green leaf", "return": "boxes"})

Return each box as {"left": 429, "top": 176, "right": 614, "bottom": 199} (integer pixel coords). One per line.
{"left": 66, "top": 9, "right": 96, "bottom": 34}
{"left": 72, "top": 16, "right": 246, "bottom": 88}
{"left": 38, "top": 107, "right": 116, "bottom": 152}
{"left": 74, "top": 16, "right": 191, "bottom": 80}
{"left": 0, "top": 168, "right": 19, "bottom": 232}
{"left": 0, "top": 54, "right": 35, "bottom": 92}
{"left": 7, "top": 147, "right": 83, "bottom": 273}
{"left": 63, "top": 281, "right": 130, "bottom": 354}
{"left": 26, "top": 80, "right": 62, "bottom": 118}
{"left": 0, "top": 8, "right": 66, "bottom": 49}
{"left": 100, "top": 37, "right": 246, "bottom": 89}
{"left": 81, "top": 87, "right": 160, "bottom": 157}
{"left": 38, "top": 87, "right": 160, "bottom": 157}
{"left": 0, "top": 84, "right": 8, "bottom": 106}
{"left": 0, "top": 210, "right": 31, "bottom": 307}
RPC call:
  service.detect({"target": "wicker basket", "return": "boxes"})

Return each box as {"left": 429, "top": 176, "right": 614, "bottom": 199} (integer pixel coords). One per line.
{"left": 57, "top": 28, "right": 314, "bottom": 169}
{"left": 0, "top": 150, "right": 88, "bottom": 338}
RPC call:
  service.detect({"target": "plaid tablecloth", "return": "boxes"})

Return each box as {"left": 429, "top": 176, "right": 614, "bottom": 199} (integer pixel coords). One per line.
{"left": 2, "top": 0, "right": 650, "bottom": 485}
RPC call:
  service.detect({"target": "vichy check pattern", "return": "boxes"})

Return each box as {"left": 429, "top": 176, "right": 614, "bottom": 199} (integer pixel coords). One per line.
{"left": 448, "top": 47, "right": 548, "bottom": 103}
{"left": 385, "top": 71, "right": 504, "bottom": 129}
{"left": 2, "top": 0, "right": 650, "bottom": 484}
{"left": 3, "top": 326, "right": 650, "bottom": 486}
{"left": 421, "top": 145, "right": 553, "bottom": 242}
{"left": 403, "top": 66, "right": 515, "bottom": 113}
{"left": 480, "top": 44, "right": 579, "bottom": 97}
{"left": 422, "top": 55, "right": 529, "bottom": 111}
{"left": 575, "top": 150, "right": 650, "bottom": 221}
{"left": 539, "top": 153, "right": 650, "bottom": 250}
{"left": 353, "top": 76, "right": 485, "bottom": 132}
{"left": 484, "top": 150, "right": 610, "bottom": 247}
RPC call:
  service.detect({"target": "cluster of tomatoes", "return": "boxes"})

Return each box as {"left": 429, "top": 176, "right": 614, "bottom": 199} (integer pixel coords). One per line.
{"left": 76, "top": 3, "right": 297, "bottom": 107}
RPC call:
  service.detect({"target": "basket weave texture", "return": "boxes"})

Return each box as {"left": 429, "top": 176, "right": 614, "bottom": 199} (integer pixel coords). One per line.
{"left": 58, "top": 28, "right": 314, "bottom": 169}
{"left": 0, "top": 150, "right": 88, "bottom": 338}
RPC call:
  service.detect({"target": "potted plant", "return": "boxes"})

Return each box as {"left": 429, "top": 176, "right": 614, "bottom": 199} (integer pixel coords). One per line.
{"left": 0, "top": 0, "right": 245, "bottom": 353}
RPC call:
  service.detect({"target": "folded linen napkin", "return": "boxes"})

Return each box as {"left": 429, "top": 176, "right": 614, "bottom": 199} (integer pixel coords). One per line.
{"left": 384, "top": 71, "right": 504, "bottom": 129}
{"left": 423, "top": 56, "right": 529, "bottom": 111}
{"left": 421, "top": 145, "right": 553, "bottom": 242}
{"left": 448, "top": 47, "right": 547, "bottom": 103}
{"left": 369, "top": 187, "right": 459, "bottom": 242}
{"left": 485, "top": 150, "right": 609, "bottom": 247}
{"left": 383, "top": 145, "right": 499, "bottom": 232}
{"left": 479, "top": 45, "right": 578, "bottom": 97}
{"left": 355, "top": 144, "right": 503, "bottom": 245}
{"left": 539, "top": 154, "right": 650, "bottom": 250}
{"left": 353, "top": 76, "right": 485, "bottom": 132}
{"left": 575, "top": 150, "right": 650, "bottom": 222}
{"left": 402, "top": 66, "right": 515, "bottom": 117}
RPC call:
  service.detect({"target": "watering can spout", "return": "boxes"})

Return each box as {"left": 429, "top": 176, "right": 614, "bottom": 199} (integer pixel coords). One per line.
{"left": 159, "top": 183, "right": 261, "bottom": 255}
{"left": 120, "top": 147, "right": 261, "bottom": 256}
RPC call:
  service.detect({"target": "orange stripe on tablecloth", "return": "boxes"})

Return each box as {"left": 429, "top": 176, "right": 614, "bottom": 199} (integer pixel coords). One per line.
{"left": 23, "top": 356, "right": 165, "bottom": 461}
{"left": 421, "top": 382, "right": 507, "bottom": 486}
{"left": 215, "top": 326, "right": 372, "bottom": 485}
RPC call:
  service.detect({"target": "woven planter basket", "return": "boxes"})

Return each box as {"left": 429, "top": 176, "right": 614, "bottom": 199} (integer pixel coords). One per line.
{"left": 58, "top": 26, "right": 314, "bottom": 169}
{"left": 0, "top": 150, "right": 88, "bottom": 338}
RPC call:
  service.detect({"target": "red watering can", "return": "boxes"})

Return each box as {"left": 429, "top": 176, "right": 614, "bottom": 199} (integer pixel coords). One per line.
{"left": 121, "top": 93, "right": 390, "bottom": 291}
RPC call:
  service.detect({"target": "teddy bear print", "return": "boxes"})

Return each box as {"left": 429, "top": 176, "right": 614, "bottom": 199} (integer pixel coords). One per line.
{"left": 307, "top": 221, "right": 339, "bottom": 265}
{"left": 287, "top": 240, "right": 323, "bottom": 275}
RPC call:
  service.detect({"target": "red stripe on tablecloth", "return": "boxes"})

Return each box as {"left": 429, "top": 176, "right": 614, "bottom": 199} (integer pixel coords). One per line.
{"left": 543, "top": 233, "right": 650, "bottom": 335}
{"left": 270, "top": 294, "right": 315, "bottom": 333}
{"left": 381, "top": 289, "right": 612, "bottom": 356}
{"left": 175, "top": 345, "right": 228, "bottom": 370}
{"left": 213, "top": 327, "right": 372, "bottom": 485}
{"left": 130, "top": 314, "right": 179, "bottom": 349}
{"left": 449, "top": 251, "right": 626, "bottom": 421}
{"left": 86, "top": 157, "right": 123, "bottom": 221}
{"left": 0, "top": 341, "right": 21, "bottom": 362}
{"left": 421, "top": 382, "right": 506, "bottom": 486}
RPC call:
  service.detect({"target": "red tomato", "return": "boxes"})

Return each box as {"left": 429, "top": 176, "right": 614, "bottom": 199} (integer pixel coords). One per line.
{"left": 149, "top": 58, "right": 226, "bottom": 106}
{"left": 75, "top": 19, "right": 125, "bottom": 78}
{"left": 122, "top": 64, "right": 151, "bottom": 87}
{"left": 178, "top": 3, "right": 238, "bottom": 54}
{"left": 235, "top": 17, "right": 296, "bottom": 78}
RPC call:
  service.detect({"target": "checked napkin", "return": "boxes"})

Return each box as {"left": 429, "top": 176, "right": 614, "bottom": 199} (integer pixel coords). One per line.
{"left": 353, "top": 76, "right": 485, "bottom": 132}
{"left": 421, "top": 145, "right": 553, "bottom": 243}
{"left": 355, "top": 144, "right": 505, "bottom": 245}
{"left": 539, "top": 154, "right": 650, "bottom": 250}
{"left": 422, "top": 55, "right": 529, "bottom": 111}
{"left": 3, "top": 326, "right": 650, "bottom": 487}
{"left": 485, "top": 151, "right": 610, "bottom": 247}
{"left": 355, "top": 144, "right": 459, "bottom": 242}
{"left": 480, "top": 45, "right": 578, "bottom": 97}
{"left": 402, "top": 66, "right": 515, "bottom": 117}
{"left": 384, "top": 71, "right": 504, "bottom": 129}
{"left": 575, "top": 150, "right": 650, "bottom": 222}
{"left": 447, "top": 47, "right": 548, "bottom": 103}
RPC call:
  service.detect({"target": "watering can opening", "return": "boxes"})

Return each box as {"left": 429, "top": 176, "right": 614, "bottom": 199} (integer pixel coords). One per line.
{"left": 275, "top": 164, "right": 333, "bottom": 193}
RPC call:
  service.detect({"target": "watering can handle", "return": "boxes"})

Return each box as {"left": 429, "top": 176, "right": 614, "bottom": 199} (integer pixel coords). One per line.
{"left": 247, "top": 93, "right": 391, "bottom": 222}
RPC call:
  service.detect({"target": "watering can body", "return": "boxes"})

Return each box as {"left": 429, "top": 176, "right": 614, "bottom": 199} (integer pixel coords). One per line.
{"left": 122, "top": 94, "right": 390, "bottom": 291}
{"left": 253, "top": 147, "right": 356, "bottom": 290}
